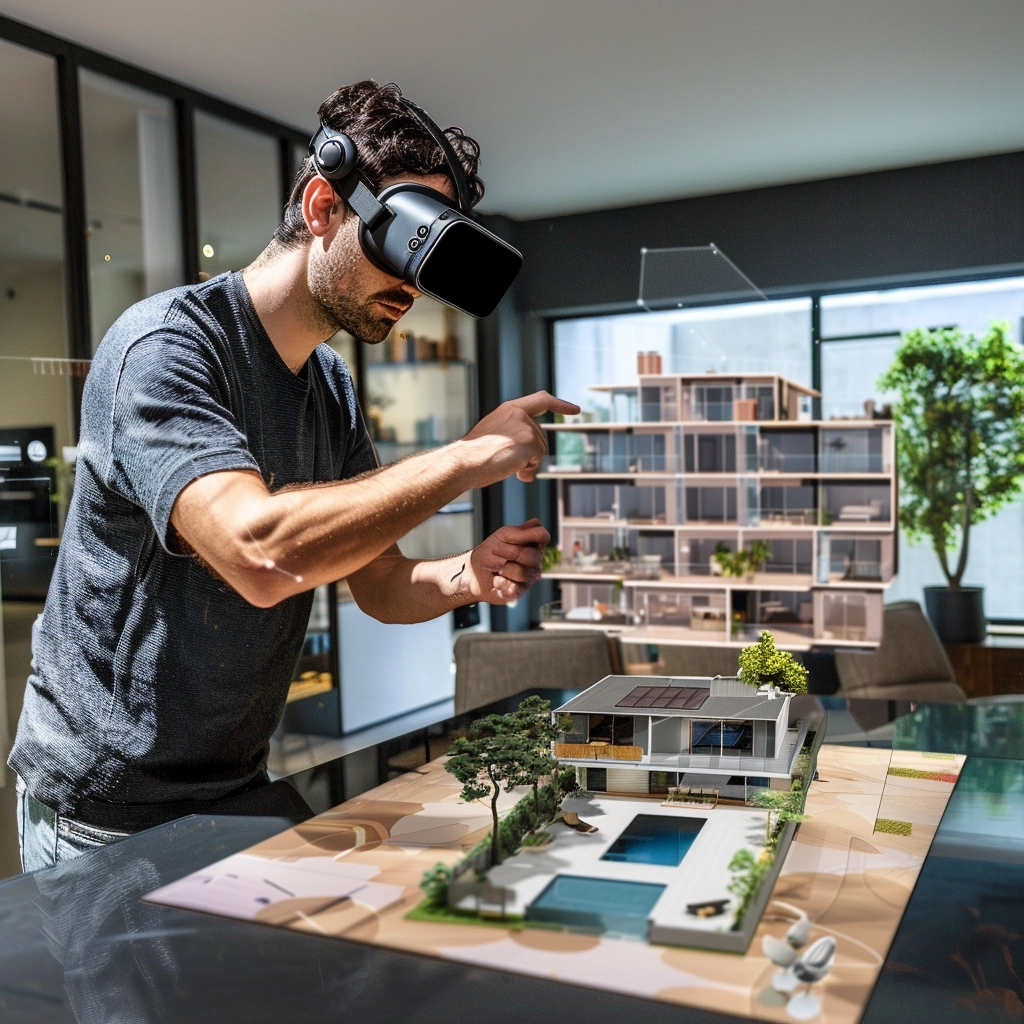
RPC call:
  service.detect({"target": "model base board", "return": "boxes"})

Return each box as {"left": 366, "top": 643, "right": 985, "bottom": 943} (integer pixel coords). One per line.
{"left": 147, "top": 744, "right": 963, "bottom": 1024}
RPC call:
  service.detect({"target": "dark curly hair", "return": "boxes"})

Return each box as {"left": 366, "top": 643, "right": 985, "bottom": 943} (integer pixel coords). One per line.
{"left": 273, "top": 80, "right": 484, "bottom": 250}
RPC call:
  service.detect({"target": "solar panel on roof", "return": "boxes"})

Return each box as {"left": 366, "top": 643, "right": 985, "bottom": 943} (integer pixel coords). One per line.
{"left": 615, "top": 685, "right": 708, "bottom": 711}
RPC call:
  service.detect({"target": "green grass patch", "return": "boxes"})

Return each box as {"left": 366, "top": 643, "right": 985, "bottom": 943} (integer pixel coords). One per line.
{"left": 874, "top": 818, "right": 913, "bottom": 836}
{"left": 887, "top": 767, "right": 958, "bottom": 782}
{"left": 405, "top": 901, "right": 525, "bottom": 930}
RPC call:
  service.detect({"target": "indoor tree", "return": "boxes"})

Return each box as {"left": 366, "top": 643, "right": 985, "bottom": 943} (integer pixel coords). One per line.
{"left": 878, "top": 323, "right": 1024, "bottom": 588}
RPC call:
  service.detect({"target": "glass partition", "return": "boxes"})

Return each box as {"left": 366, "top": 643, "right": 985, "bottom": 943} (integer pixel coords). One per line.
{"left": 80, "top": 70, "right": 182, "bottom": 349}
{"left": 194, "top": 111, "right": 280, "bottom": 278}
{"left": 0, "top": 39, "right": 72, "bottom": 798}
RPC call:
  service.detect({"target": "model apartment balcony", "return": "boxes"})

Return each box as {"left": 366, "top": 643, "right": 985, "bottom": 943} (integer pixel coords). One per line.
{"left": 541, "top": 424, "right": 892, "bottom": 477}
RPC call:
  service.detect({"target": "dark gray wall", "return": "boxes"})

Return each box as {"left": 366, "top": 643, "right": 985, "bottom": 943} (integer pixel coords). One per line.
{"left": 478, "top": 148, "right": 1024, "bottom": 629}
{"left": 510, "top": 148, "right": 1024, "bottom": 314}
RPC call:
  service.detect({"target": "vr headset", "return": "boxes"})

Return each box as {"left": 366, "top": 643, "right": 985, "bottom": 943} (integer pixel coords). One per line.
{"left": 308, "top": 97, "right": 522, "bottom": 319}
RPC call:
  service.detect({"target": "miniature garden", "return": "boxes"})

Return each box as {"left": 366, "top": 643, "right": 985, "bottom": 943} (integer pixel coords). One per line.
{"left": 414, "top": 630, "right": 821, "bottom": 946}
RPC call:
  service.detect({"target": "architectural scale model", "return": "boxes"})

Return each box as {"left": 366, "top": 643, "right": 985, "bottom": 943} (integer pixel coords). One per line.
{"left": 553, "top": 672, "right": 807, "bottom": 805}
{"left": 538, "top": 356, "right": 897, "bottom": 649}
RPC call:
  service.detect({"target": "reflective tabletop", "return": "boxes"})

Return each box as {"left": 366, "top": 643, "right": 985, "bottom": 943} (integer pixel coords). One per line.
{"left": 1, "top": 694, "right": 1022, "bottom": 1024}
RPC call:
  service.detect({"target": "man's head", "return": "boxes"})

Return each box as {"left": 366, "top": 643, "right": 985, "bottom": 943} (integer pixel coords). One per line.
{"left": 275, "top": 81, "right": 484, "bottom": 344}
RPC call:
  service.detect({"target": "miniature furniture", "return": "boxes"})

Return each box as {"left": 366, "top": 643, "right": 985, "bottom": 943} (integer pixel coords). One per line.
{"left": 834, "top": 601, "right": 964, "bottom": 702}
{"left": 538, "top": 368, "right": 897, "bottom": 651}
{"left": 453, "top": 630, "right": 617, "bottom": 715}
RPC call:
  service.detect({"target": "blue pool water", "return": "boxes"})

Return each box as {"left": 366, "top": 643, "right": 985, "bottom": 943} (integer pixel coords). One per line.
{"left": 601, "top": 813, "right": 705, "bottom": 866}
{"left": 526, "top": 876, "right": 666, "bottom": 938}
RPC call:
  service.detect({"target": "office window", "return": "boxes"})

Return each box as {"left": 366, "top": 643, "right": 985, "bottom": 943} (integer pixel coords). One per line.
{"left": 821, "top": 277, "right": 1024, "bottom": 617}
{"left": 80, "top": 70, "right": 183, "bottom": 348}
{"left": 195, "top": 111, "right": 280, "bottom": 278}
{"left": 553, "top": 298, "right": 811, "bottom": 420}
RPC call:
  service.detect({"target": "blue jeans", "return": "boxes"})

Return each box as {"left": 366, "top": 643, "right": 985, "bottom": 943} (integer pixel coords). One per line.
{"left": 15, "top": 776, "right": 131, "bottom": 873}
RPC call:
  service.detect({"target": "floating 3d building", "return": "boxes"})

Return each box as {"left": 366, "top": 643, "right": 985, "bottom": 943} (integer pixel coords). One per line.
{"left": 539, "top": 364, "right": 896, "bottom": 649}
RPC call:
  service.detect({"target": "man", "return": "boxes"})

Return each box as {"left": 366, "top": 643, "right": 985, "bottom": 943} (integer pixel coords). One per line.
{"left": 10, "top": 80, "right": 577, "bottom": 870}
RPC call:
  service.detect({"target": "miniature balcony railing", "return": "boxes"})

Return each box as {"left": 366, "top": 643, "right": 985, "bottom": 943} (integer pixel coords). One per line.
{"left": 542, "top": 453, "right": 678, "bottom": 474}
{"left": 760, "top": 453, "right": 817, "bottom": 473}
{"left": 540, "top": 601, "right": 633, "bottom": 626}
{"left": 757, "top": 509, "right": 818, "bottom": 526}
{"left": 825, "top": 560, "right": 883, "bottom": 581}
{"left": 554, "top": 742, "right": 644, "bottom": 761}
{"left": 818, "top": 452, "right": 888, "bottom": 473}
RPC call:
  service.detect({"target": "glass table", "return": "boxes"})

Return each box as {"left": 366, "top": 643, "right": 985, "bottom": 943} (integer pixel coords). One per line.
{"left": 0, "top": 694, "right": 1021, "bottom": 1023}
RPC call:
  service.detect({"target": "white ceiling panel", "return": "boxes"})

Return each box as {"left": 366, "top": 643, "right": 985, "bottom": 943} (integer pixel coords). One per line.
{"left": 2, "top": 0, "right": 1023, "bottom": 218}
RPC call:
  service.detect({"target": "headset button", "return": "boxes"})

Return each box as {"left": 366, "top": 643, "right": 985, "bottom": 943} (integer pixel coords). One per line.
{"left": 438, "top": 212, "right": 450, "bottom": 220}
{"left": 416, "top": 225, "right": 429, "bottom": 238}
{"left": 408, "top": 238, "right": 421, "bottom": 251}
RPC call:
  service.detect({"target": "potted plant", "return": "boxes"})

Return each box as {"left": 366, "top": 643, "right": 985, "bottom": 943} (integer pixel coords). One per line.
{"left": 879, "top": 324, "right": 1024, "bottom": 643}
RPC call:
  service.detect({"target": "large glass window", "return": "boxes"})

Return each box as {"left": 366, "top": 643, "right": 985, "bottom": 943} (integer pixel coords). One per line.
{"left": 821, "top": 277, "right": 1024, "bottom": 617}
{"left": 80, "top": 70, "right": 183, "bottom": 348}
{"left": 553, "top": 298, "right": 811, "bottom": 419}
{"left": 194, "top": 111, "right": 280, "bottom": 278}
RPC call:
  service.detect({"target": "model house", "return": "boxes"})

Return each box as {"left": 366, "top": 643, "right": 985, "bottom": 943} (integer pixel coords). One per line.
{"left": 553, "top": 674, "right": 809, "bottom": 803}
{"left": 539, "top": 364, "right": 897, "bottom": 649}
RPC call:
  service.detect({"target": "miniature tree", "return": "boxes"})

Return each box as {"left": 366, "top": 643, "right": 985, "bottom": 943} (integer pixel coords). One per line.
{"left": 507, "top": 696, "right": 560, "bottom": 830}
{"left": 445, "top": 717, "right": 525, "bottom": 868}
{"left": 420, "top": 863, "right": 452, "bottom": 907}
{"left": 737, "top": 630, "right": 808, "bottom": 694}
{"left": 750, "top": 787, "right": 809, "bottom": 849}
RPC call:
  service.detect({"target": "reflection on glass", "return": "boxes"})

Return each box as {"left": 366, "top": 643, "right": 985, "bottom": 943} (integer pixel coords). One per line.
{"left": 80, "top": 70, "right": 182, "bottom": 349}
{"left": 195, "top": 111, "right": 280, "bottom": 279}
{"left": 0, "top": 41, "right": 73, "bottom": 621}
{"left": 894, "top": 701, "right": 1024, "bottom": 761}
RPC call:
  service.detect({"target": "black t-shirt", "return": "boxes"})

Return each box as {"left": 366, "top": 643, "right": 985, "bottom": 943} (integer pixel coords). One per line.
{"left": 9, "top": 272, "right": 377, "bottom": 828}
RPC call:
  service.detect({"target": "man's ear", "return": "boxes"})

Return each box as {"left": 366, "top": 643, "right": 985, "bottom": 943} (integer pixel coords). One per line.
{"left": 302, "top": 176, "right": 345, "bottom": 239}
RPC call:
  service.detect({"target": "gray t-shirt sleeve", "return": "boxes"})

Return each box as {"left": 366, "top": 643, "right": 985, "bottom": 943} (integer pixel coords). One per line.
{"left": 106, "top": 331, "right": 260, "bottom": 549}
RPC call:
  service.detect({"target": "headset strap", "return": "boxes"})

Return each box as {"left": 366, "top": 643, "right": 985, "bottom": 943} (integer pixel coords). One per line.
{"left": 398, "top": 97, "right": 472, "bottom": 213}
{"left": 335, "top": 170, "right": 390, "bottom": 231}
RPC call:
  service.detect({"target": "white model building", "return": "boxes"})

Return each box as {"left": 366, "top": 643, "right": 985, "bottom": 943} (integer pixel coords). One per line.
{"left": 552, "top": 674, "right": 808, "bottom": 803}
{"left": 539, "top": 362, "right": 896, "bottom": 649}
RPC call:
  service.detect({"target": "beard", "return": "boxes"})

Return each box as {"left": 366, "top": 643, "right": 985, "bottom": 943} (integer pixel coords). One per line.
{"left": 308, "top": 227, "right": 411, "bottom": 345}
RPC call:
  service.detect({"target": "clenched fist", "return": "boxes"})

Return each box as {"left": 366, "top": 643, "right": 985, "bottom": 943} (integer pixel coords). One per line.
{"left": 467, "top": 519, "right": 551, "bottom": 604}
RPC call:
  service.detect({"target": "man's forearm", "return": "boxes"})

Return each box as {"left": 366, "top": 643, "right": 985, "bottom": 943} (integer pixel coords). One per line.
{"left": 349, "top": 547, "right": 476, "bottom": 624}
{"left": 172, "top": 438, "right": 497, "bottom": 606}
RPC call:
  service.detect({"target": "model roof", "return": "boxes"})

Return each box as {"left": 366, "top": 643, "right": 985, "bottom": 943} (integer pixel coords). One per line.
{"left": 556, "top": 675, "right": 790, "bottom": 720}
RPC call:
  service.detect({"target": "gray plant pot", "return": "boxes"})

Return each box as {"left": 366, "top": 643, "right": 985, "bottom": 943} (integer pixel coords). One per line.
{"left": 923, "top": 586, "right": 986, "bottom": 644}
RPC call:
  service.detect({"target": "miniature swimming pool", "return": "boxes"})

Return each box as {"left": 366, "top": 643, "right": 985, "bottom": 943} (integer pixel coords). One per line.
{"left": 525, "top": 876, "right": 666, "bottom": 938}
{"left": 601, "top": 814, "right": 705, "bottom": 867}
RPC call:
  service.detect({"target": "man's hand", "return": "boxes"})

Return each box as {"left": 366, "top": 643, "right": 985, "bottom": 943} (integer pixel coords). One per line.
{"left": 461, "top": 391, "right": 580, "bottom": 486}
{"left": 468, "top": 519, "right": 550, "bottom": 604}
